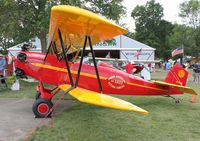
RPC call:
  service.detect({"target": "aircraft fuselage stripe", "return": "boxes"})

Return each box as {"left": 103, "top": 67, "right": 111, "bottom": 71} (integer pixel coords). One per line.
{"left": 127, "top": 82, "right": 167, "bottom": 92}
{"left": 31, "top": 63, "right": 167, "bottom": 92}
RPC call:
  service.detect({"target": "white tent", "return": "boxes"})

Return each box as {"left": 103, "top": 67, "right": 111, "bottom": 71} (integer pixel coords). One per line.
{"left": 93, "top": 35, "right": 155, "bottom": 61}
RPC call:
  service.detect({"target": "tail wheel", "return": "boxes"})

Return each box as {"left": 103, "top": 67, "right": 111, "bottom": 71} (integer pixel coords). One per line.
{"left": 32, "top": 98, "right": 53, "bottom": 118}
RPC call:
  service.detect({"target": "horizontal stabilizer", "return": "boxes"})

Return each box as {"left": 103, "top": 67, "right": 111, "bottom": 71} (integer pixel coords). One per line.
{"left": 59, "top": 84, "right": 148, "bottom": 115}
{"left": 153, "top": 80, "right": 198, "bottom": 95}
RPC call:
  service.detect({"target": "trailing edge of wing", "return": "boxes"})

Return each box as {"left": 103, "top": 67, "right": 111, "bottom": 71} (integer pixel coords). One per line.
{"left": 153, "top": 80, "right": 198, "bottom": 95}
{"left": 59, "top": 84, "right": 148, "bottom": 115}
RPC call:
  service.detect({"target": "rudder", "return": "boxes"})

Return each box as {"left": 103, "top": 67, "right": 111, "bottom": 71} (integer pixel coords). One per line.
{"left": 165, "top": 64, "right": 188, "bottom": 86}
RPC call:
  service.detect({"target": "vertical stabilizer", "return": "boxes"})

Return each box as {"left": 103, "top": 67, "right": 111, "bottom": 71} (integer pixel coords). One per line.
{"left": 165, "top": 64, "right": 188, "bottom": 86}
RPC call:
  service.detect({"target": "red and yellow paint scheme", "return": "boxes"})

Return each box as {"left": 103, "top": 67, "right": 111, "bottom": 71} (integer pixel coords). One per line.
{"left": 14, "top": 5, "right": 197, "bottom": 118}
{"left": 15, "top": 51, "right": 196, "bottom": 96}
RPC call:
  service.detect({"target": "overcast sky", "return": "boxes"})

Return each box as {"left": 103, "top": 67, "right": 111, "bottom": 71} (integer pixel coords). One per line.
{"left": 122, "top": 0, "right": 185, "bottom": 32}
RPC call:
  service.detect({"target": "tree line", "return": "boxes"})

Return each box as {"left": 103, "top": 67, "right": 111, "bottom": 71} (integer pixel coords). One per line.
{"left": 0, "top": 0, "right": 199, "bottom": 60}
{"left": 131, "top": 0, "right": 200, "bottom": 60}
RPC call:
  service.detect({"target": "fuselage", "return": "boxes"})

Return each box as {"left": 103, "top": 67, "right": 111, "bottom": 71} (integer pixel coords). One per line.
{"left": 15, "top": 51, "right": 173, "bottom": 96}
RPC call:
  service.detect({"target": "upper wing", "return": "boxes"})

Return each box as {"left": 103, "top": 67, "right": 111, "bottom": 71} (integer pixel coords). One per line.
{"left": 152, "top": 80, "right": 198, "bottom": 95}
{"left": 47, "top": 5, "right": 128, "bottom": 54}
{"left": 59, "top": 84, "right": 148, "bottom": 115}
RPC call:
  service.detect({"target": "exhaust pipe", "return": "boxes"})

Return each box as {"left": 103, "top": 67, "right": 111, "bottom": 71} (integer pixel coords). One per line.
{"left": 17, "top": 53, "right": 27, "bottom": 62}
{"left": 15, "top": 68, "right": 27, "bottom": 79}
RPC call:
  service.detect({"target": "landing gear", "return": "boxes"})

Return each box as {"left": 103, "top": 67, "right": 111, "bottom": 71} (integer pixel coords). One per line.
{"left": 33, "top": 81, "right": 61, "bottom": 118}
{"left": 32, "top": 98, "right": 53, "bottom": 118}
{"left": 165, "top": 95, "right": 181, "bottom": 103}
{"left": 175, "top": 99, "right": 181, "bottom": 103}
{"left": 35, "top": 92, "right": 41, "bottom": 100}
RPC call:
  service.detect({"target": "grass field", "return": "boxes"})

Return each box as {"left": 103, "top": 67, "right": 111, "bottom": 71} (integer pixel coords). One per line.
{"left": 1, "top": 69, "right": 200, "bottom": 141}
{"left": 0, "top": 80, "right": 37, "bottom": 98}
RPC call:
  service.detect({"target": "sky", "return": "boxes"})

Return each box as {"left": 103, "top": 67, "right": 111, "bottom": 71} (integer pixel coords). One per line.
{"left": 122, "top": 0, "right": 185, "bottom": 32}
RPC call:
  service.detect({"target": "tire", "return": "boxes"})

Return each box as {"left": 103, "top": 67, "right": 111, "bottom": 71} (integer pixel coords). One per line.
{"left": 32, "top": 98, "right": 53, "bottom": 118}
{"left": 35, "top": 92, "right": 41, "bottom": 100}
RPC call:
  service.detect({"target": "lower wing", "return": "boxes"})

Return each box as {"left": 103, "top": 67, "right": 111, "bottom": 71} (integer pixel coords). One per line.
{"left": 59, "top": 84, "right": 148, "bottom": 115}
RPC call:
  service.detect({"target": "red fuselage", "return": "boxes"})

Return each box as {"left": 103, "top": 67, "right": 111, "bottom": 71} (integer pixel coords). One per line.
{"left": 15, "top": 51, "right": 179, "bottom": 96}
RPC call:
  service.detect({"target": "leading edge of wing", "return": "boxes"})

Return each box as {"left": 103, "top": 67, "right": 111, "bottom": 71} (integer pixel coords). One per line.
{"left": 59, "top": 84, "right": 148, "bottom": 115}
{"left": 47, "top": 5, "right": 128, "bottom": 52}
{"left": 152, "top": 80, "right": 198, "bottom": 95}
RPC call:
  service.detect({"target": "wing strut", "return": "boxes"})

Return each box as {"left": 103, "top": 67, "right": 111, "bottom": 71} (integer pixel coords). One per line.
{"left": 44, "top": 41, "right": 52, "bottom": 61}
{"left": 74, "top": 36, "right": 87, "bottom": 87}
{"left": 55, "top": 29, "right": 102, "bottom": 92}
{"left": 88, "top": 36, "right": 102, "bottom": 91}
{"left": 58, "top": 29, "right": 74, "bottom": 86}
{"left": 75, "top": 35, "right": 102, "bottom": 92}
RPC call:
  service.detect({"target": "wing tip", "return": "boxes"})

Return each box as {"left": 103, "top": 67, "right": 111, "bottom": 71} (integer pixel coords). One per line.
{"left": 132, "top": 108, "right": 149, "bottom": 115}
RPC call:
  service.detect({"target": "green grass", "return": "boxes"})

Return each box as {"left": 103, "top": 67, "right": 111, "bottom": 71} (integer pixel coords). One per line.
{"left": 1, "top": 69, "right": 200, "bottom": 141}
{"left": 0, "top": 80, "right": 37, "bottom": 98}
{"left": 27, "top": 93, "right": 200, "bottom": 141}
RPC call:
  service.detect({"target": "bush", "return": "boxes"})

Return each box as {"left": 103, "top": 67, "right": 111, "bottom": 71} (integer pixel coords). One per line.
{"left": 6, "top": 75, "right": 17, "bottom": 87}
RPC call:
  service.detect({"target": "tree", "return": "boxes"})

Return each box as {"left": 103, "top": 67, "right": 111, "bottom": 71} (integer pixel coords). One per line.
{"left": 179, "top": 0, "right": 200, "bottom": 57}
{"left": 84, "top": 0, "right": 125, "bottom": 22}
{"left": 131, "top": 0, "right": 174, "bottom": 60}
{"left": 0, "top": 0, "right": 16, "bottom": 54}
{"left": 0, "top": 0, "right": 125, "bottom": 53}
{"left": 1, "top": 0, "right": 83, "bottom": 53}
{"left": 156, "top": 20, "right": 174, "bottom": 60}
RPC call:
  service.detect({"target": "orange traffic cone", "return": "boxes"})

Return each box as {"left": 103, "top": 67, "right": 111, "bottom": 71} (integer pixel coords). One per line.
{"left": 190, "top": 95, "right": 197, "bottom": 103}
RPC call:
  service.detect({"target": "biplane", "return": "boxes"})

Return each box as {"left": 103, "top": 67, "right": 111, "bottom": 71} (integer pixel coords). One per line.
{"left": 14, "top": 5, "right": 197, "bottom": 118}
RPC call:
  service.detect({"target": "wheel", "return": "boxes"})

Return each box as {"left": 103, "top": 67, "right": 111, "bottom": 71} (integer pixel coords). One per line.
{"left": 32, "top": 98, "right": 53, "bottom": 118}
{"left": 175, "top": 99, "right": 180, "bottom": 103}
{"left": 35, "top": 92, "right": 41, "bottom": 100}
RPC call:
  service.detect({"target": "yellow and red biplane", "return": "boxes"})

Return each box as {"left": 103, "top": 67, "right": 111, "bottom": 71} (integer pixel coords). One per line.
{"left": 14, "top": 5, "right": 197, "bottom": 118}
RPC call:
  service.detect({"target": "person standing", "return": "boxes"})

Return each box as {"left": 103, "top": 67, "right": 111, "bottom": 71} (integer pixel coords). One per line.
{"left": 165, "top": 60, "right": 171, "bottom": 72}
{"left": 192, "top": 62, "right": 198, "bottom": 83}
{"left": 0, "top": 54, "right": 6, "bottom": 87}
{"left": 0, "top": 54, "right": 6, "bottom": 74}
{"left": 126, "top": 61, "right": 134, "bottom": 74}
{"left": 196, "top": 62, "right": 200, "bottom": 84}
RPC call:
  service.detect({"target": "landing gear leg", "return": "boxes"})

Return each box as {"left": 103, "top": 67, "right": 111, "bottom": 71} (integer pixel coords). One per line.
{"left": 164, "top": 95, "right": 181, "bottom": 103}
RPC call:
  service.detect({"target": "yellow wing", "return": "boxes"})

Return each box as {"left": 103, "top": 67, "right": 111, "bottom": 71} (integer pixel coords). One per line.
{"left": 59, "top": 84, "right": 148, "bottom": 115}
{"left": 47, "top": 5, "right": 128, "bottom": 54}
{"left": 153, "top": 80, "right": 198, "bottom": 95}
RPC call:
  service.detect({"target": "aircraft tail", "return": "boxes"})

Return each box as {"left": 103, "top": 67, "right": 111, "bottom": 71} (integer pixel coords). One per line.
{"left": 164, "top": 64, "right": 188, "bottom": 94}
{"left": 165, "top": 64, "right": 188, "bottom": 86}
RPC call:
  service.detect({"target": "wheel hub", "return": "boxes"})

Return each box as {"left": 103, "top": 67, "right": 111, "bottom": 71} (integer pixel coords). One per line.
{"left": 37, "top": 103, "right": 49, "bottom": 114}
